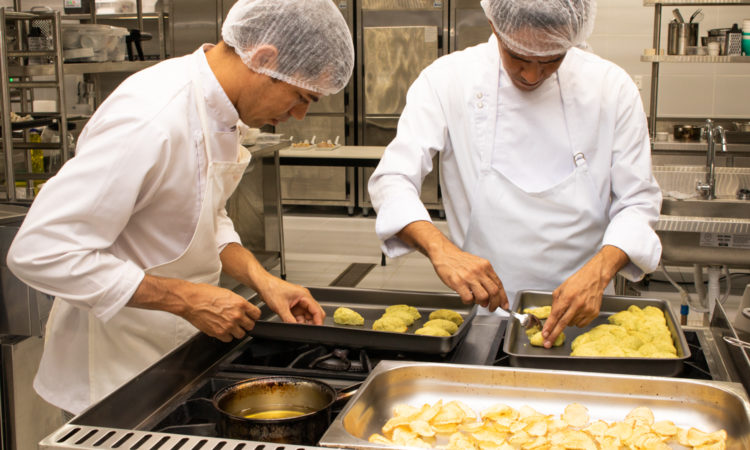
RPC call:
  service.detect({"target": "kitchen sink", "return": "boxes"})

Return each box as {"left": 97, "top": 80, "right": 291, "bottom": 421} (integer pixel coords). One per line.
{"left": 661, "top": 199, "right": 750, "bottom": 219}
{"left": 654, "top": 165, "right": 750, "bottom": 267}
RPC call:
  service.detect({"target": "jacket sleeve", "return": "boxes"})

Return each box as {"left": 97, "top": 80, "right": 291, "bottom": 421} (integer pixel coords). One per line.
{"left": 5, "top": 115, "right": 170, "bottom": 323}
{"left": 215, "top": 207, "right": 242, "bottom": 251}
{"left": 602, "top": 74, "right": 662, "bottom": 281}
{"left": 368, "top": 71, "right": 449, "bottom": 257}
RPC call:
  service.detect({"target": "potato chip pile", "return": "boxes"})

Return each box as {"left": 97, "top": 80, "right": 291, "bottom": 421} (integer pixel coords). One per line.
{"left": 368, "top": 400, "right": 727, "bottom": 449}
{"left": 571, "top": 305, "right": 678, "bottom": 358}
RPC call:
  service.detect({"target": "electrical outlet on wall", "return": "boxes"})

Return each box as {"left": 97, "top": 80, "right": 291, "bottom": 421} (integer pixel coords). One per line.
{"left": 633, "top": 75, "right": 643, "bottom": 90}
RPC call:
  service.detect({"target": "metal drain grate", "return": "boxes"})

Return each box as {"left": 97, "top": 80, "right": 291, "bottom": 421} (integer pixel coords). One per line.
{"left": 328, "top": 263, "right": 376, "bottom": 287}
{"left": 40, "top": 425, "right": 322, "bottom": 450}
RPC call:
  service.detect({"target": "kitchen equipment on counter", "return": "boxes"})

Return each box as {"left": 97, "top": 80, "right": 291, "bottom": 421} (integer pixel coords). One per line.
{"left": 249, "top": 286, "right": 477, "bottom": 354}
{"left": 734, "top": 284, "right": 750, "bottom": 334}
{"left": 673, "top": 123, "right": 702, "bottom": 141}
{"left": 668, "top": 21, "right": 698, "bottom": 55}
{"left": 709, "top": 28, "right": 731, "bottom": 55}
{"left": 38, "top": 285, "right": 750, "bottom": 448}
{"left": 726, "top": 23, "right": 744, "bottom": 56}
{"left": 690, "top": 8, "right": 704, "bottom": 24}
{"left": 724, "top": 336, "right": 750, "bottom": 350}
{"left": 319, "top": 360, "right": 750, "bottom": 449}
{"left": 672, "top": 8, "right": 685, "bottom": 23}
{"left": 212, "top": 376, "right": 341, "bottom": 444}
{"left": 503, "top": 291, "right": 690, "bottom": 376}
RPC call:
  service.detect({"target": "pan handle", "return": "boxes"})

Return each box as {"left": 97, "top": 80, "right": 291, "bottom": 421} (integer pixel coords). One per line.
{"left": 332, "top": 382, "right": 361, "bottom": 409}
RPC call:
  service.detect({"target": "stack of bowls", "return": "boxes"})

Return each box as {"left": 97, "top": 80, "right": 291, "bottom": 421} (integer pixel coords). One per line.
{"left": 744, "top": 19, "right": 750, "bottom": 55}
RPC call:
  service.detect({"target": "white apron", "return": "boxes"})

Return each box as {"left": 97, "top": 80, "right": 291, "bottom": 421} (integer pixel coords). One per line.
{"left": 463, "top": 77, "right": 610, "bottom": 312}
{"left": 88, "top": 55, "right": 251, "bottom": 401}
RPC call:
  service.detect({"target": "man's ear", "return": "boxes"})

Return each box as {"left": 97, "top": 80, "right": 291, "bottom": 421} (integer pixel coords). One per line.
{"left": 250, "top": 44, "right": 278, "bottom": 68}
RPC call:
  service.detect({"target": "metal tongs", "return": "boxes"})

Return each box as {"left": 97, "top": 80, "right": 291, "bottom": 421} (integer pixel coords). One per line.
{"left": 504, "top": 307, "right": 542, "bottom": 330}
{"left": 723, "top": 335, "right": 750, "bottom": 350}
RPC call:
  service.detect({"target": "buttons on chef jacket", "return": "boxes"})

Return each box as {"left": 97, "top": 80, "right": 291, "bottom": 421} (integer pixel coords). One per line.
{"left": 477, "top": 102, "right": 484, "bottom": 109}
{"left": 475, "top": 92, "right": 484, "bottom": 108}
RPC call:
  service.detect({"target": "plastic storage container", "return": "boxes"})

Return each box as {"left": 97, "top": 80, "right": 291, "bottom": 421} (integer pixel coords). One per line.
{"left": 62, "top": 24, "right": 129, "bottom": 62}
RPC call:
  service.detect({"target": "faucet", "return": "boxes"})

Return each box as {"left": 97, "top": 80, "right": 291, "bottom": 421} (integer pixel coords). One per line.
{"left": 696, "top": 119, "right": 727, "bottom": 200}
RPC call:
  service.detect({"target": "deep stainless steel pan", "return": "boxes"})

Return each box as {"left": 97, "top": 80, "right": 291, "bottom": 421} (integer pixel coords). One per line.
{"left": 503, "top": 290, "right": 691, "bottom": 376}
{"left": 248, "top": 286, "right": 477, "bottom": 354}
{"left": 319, "top": 361, "right": 750, "bottom": 450}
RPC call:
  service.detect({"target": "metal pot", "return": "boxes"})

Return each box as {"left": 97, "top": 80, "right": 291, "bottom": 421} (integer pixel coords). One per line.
{"left": 212, "top": 376, "right": 357, "bottom": 444}
{"left": 673, "top": 124, "right": 702, "bottom": 141}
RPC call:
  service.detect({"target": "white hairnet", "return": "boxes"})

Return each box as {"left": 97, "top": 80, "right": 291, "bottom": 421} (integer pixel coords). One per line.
{"left": 480, "top": 0, "right": 597, "bottom": 57}
{"left": 222, "top": 0, "right": 354, "bottom": 96}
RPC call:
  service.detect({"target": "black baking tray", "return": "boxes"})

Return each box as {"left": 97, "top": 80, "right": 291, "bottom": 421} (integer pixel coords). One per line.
{"left": 248, "top": 286, "right": 477, "bottom": 354}
{"left": 504, "top": 290, "right": 691, "bottom": 376}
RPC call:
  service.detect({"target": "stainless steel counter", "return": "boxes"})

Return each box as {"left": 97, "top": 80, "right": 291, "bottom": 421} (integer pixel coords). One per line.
{"left": 37, "top": 295, "right": 750, "bottom": 450}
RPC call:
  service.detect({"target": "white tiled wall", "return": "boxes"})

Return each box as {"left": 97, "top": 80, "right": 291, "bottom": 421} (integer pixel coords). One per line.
{"left": 590, "top": 0, "right": 750, "bottom": 118}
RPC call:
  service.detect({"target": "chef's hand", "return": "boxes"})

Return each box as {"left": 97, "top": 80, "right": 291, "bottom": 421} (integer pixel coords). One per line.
{"left": 129, "top": 275, "right": 261, "bottom": 343}
{"left": 181, "top": 283, "right": 261, "bottom": 342}
{"left": 431, "top": 245, "right": 509, "bottom": 312}
{"left": 257, "top": 276, "right": 325, "bottom": 325}
{"left": 542, "top": 245, "right": 629, "bottom": 348}
{"left": 396, "top": 221, "right": 508, "bottom": 312}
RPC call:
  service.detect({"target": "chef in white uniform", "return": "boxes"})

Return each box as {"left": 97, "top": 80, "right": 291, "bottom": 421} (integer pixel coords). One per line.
{"left": 368, "top": 0, "right": 661, "bottom": 348}
{"left": 6, "top": 0, "right": 354, "bottom": 416}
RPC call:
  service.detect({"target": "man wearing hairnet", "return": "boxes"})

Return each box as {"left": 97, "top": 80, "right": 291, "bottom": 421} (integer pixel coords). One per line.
{"left": 369, "top": 0, "right": 661, "bottom": 347}
{"left": 7, "top": 0, "right": 354, "bottom": 416}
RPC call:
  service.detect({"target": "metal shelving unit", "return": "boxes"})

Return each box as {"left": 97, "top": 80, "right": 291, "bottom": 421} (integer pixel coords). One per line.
{"left": 0, "top": 9, "right": 70, "bottom": 203}
{"left": 644, "top": 0, "right": 750, "bottom": 145}
{"left": 61, "top": 0, "right": 170, "bottom": 109}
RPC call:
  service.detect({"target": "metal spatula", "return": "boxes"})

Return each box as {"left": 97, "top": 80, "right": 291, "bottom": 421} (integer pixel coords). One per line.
{"left": 503, "top": 307, "right": 542, "bottom": 330}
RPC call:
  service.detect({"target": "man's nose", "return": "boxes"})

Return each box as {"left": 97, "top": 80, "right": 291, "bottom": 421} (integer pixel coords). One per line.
{"left": 290, "top": 102, "right": 310, "bottom": 120}
{"left": 520, "top": 62, "right": 543, "bottom": 84}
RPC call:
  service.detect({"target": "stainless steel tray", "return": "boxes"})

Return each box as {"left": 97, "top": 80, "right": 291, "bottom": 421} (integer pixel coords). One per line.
{"left": 319, "top": 361, "right": 750, "bottom": 450}
{"left": 504, "top": 290, "right": 691, "bottom": 376}
{"left": 249, "top": 287, "right": 476, "bottom": 354}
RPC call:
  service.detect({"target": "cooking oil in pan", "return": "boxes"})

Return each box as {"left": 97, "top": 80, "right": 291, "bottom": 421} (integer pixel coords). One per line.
{"left": 241, "top": 407, "right": 310, "bottom": 420}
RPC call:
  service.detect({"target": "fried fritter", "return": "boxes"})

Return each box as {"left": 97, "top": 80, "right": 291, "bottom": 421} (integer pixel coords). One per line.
{"left": 528, "top": 330, "right": 565, "bottom": 347}
{"left": 570, "top": 305, "right": 677, "bottom": 358}
{"left": 373, "top": 316, "right": 408, "bottom": 333}
{"left": 522, "top": 305, "right": 552, "bottom": 319}
{"left": 382, "top": 310, "right": 415, "bottom": 326}
{"left": 414, "top": 326, "right": 451, "bottom": 337}
{"left": 333, "top": 307, "right": 364, "bottom": 326}
{"left": 428, "top": 309, "right": 464, "bottom": 325}
{"left": 386, "top": 304, "right": 421, "bottom": 320}
{"left": 423, "top": 319, "right": 458, "bottom": 334}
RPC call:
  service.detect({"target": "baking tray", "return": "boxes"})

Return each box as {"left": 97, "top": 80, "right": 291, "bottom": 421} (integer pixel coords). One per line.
{"left": 504, "top": 290, "right": 691, "bottom": 376}
{"left": 248, "top": 286, "right": 477, "bottom": 354}
{"left": 319, "top": 361, "right": 750, "bottom": 450}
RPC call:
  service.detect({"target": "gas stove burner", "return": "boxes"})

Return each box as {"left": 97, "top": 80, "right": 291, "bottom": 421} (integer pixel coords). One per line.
{"left": 309, "top": 348, "right": 368, "bottom": 372}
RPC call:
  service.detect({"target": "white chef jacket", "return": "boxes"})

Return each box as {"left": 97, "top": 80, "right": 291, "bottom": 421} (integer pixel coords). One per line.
{"left": 6, "top": 45, "right": 242, "bottom": 414}
{"left": 369, "top": 34, "right": 662, "bottom": 282}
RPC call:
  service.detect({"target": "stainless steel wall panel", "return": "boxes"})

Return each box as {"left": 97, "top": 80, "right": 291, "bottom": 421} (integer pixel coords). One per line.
{"left": 454, "top": 8, "right": 491, "bottom": 51}
{"left": 363, "top": 26, "right": 437, "bottom": 116}
{"left": 280, "top": 166, "right": 348, "bottom": 201}
{"left": 308, "top": 90, "right": 345, "bottom": 115}
{"left": 362, "top": 117, "right": 398, "bottom": 146}
{"left": 362, "top": 0, "right": 442, "bottom": 11}
{"left": 171, "top": 0, "right": 219, "bottom": 56}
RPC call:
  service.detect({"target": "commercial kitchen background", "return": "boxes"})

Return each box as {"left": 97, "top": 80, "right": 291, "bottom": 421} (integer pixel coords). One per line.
{"left": 1, "top": 0, "right": 750, "bottom": 449}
